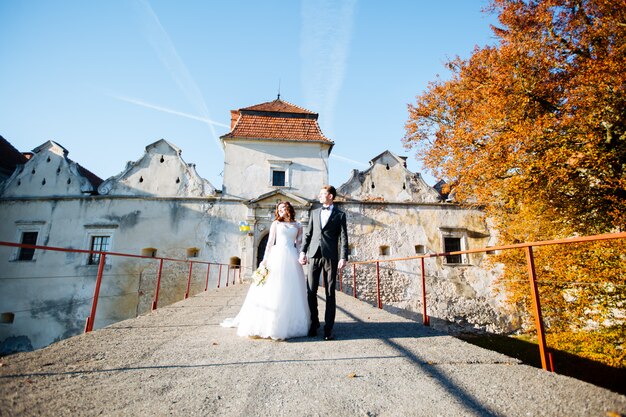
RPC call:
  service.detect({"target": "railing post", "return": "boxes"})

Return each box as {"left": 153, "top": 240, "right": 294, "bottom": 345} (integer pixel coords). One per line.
{"left": 352, "top": 264, "right": 357, "bottom": 298}
{"left": 226, "top": 265, "right": 230, "bottom": 287}
{"left": 204, "top": 263, "right": 211, "bottom": 291}
{"left": 217, "top": 264, "right": 223, "bottom": 288}
{"left": 185, "top": 261, "right": 193, "bottom": 299}
{"left": 376, "top": 261, "right": 382, "bottom": 309}
{"left": 152, "top": 258, "right": 164, "bottom": 310}
{"left": 525, "top": 246, "right": 551, "bottom": 371}
{"left": 85, "top": 253, "right": 106, "bottom": 333}
{"left": 231, "top": 266, "right": 236, "bottom": 285}
{"left": 421, "top": 257, "right": 429, "bottom": 326}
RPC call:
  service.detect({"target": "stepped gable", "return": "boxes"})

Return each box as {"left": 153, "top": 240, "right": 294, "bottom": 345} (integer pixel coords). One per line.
{"left": 220, "top": 98, "right": 333, "bottom": 144}
{"left": 0, "top": 135, "right": 28, "bottom": 179}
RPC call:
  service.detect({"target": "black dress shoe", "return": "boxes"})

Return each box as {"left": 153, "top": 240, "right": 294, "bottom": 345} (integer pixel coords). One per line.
{"left": 323, "top": 331, "right": 334, "bottom": 341}
{"left": 307, "top": 327, "right": 317, "bottom": 337}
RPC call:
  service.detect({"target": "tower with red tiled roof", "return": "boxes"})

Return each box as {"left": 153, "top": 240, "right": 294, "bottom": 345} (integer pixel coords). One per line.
{"left": 220, "top": 98, "right": 334, "bottom": 200}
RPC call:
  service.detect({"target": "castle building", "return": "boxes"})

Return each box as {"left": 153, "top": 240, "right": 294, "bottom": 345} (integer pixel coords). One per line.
{"left": 0, "top": 99, "right": 515, "bottom": 353}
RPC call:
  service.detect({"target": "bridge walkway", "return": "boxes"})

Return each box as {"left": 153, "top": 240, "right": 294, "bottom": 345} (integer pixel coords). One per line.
{"left": 1, "top": 284, "right": 625, "bottom": 416}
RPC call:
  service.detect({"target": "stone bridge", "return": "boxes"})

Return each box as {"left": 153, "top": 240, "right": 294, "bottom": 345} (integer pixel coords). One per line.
{"left": 1, "top": 285, "right": 625, "bottom": 416}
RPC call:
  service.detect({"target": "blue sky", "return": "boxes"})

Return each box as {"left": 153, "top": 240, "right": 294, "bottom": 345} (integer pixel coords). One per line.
{"left": 0, "top": 0, "right": 498, "bottom": 190}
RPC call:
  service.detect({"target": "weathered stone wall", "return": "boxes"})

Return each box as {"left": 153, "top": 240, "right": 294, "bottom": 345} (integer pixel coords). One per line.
{"left": 336, "top": 201, "right": 518, "bottom": 335}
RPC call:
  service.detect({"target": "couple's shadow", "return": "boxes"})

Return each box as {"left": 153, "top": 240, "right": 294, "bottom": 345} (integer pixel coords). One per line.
{"left": 289, "top": 298, "right": 445, "bottom": 343}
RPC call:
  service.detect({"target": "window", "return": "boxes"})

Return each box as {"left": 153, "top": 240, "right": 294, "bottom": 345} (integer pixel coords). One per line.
{"left": 89, "top": 235, "right": 110, "bottom": 265}
{"left": 444, "top": 237, "right": 462, "bottom": 264}
{"left": 12, "top": 222, "right": 44, "bottom": 262}
{"left": 379, "top": 245, "right": 390, "bottom": 256}
{"left": 414, "top": 245, "right": 425, "bottom": 254}
{"left": 268, "top": 160, "right": 292, "bottom": 188}
{"left": 348, "top": 244, "right": 357, "bottom": 257}
{"left": 84, "top": 225, "right": 117, "bottom": 266}
{"left": 187, "top": 248, "right": 199, "bottom": 258}
{"left": 272, "top": 170, "right": 286, "bottom": 186}
{"left": 18, "top": 231, "right": 38, "bottom": 261}
{"left": 1, "top": 313, "right": 15, "bottom": 324}
{"left": 440, "top": 228, "right": 469, "bottom": 265}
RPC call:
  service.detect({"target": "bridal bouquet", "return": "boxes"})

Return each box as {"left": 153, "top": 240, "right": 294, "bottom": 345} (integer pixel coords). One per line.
{"left": 252, "top": 264, "right": 270, "bottom": 286}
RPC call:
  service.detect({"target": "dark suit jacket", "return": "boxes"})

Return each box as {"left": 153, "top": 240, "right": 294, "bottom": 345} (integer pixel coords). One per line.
{"left": 301, "top": 206, "right": 349, "bottom": 261}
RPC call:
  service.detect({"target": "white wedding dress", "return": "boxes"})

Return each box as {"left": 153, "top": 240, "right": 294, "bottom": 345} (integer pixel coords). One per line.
{"left": 220, "top": 221, "right": 310, "bottom": 340}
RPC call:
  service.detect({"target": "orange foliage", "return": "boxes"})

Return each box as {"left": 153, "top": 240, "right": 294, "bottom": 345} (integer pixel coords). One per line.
{"left": 404, "top": 0, "right": 626, "bottom": 235}
{"left": 403, "top": 0, "right": 626, "bottom": 364}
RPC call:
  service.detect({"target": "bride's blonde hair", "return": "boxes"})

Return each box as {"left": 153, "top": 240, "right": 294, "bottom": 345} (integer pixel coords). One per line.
{"left": 275, "top": 201, "right": 295, "bottom": 222}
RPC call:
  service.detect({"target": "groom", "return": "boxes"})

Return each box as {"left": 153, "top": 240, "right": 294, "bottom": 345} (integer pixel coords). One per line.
{"left": 299, "top": 185, "right": 348, "bottom": 340}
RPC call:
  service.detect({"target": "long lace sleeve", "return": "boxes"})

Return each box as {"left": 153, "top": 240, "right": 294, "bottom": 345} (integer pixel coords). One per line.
{"left": 296, "top": 222, "right": 303, "bottom": 252}
{"left": 262, "top": 221, "right": 277, "bottom": 264}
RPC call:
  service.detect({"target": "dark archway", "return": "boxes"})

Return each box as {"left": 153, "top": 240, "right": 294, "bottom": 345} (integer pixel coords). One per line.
{"left": 256, "top": 234, "right": 269, "bottom": 267}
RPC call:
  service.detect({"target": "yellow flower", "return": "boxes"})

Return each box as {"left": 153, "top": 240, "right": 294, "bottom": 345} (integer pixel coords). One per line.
{"left": 252, "top": 265, "right": 270, "bottom": 286}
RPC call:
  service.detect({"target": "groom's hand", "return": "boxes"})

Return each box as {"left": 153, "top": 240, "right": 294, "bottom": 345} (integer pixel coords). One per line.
{"left": 299, "top": 253, "right": 308, "bottom": 265}
{"left": 338, "top": 259, "right": 347, "bottom": 269}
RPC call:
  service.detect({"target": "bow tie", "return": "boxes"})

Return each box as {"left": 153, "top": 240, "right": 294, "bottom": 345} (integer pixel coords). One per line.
{"left": 322, "top": 206, "right": 331, "bottom": 210}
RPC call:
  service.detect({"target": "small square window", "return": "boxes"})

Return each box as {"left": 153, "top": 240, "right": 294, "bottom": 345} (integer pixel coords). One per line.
{"left": 272, "top": 170, "right": 285, "bottom": 186}
{"left": 18, "top": 232, "right": 38, "bottom": 261}
{"left": 89, "top": 236, "right": 111, "bottom": 265}
{"left": 379, "top": 245, "right": 390, "bottom": 256}
{"left": 1, "top": 313, "right": 15, "bottom": 324}
{"left": 415, "top": 245, "right": 425, "bottom": 254}
{"left": 444, "top": 237, "right": 462, "bottom": 264}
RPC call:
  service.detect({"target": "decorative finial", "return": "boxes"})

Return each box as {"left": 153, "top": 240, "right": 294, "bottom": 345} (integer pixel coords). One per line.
{"left": 277, "top": 78, "right": 281, "bottom": 100}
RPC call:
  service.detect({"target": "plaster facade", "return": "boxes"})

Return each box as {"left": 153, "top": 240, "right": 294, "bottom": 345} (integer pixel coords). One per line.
{"left": 0, "top": 99, "right": 517, "bottom": 353}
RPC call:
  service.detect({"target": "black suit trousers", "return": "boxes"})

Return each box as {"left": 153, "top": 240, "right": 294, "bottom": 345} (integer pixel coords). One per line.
{"left": 307, "top": 256, "right": 338, "bottom": 333}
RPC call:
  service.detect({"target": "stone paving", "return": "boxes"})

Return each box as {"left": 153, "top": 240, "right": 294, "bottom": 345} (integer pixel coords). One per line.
{"left": 1, "top": 284, "right": 625, "bottom": 416}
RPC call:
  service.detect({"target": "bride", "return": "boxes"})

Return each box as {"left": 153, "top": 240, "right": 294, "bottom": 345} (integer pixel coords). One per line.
{"left": 220, "top": 201, "right": 311, "bottom": 340}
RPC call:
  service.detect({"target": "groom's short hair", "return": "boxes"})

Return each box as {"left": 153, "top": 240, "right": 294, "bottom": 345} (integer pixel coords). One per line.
{"left": 322, "top": 185, "right": 337, "bottom": 199}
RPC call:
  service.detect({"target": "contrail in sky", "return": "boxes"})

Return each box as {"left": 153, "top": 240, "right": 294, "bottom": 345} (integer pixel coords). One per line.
{"left": 110, "top": 94, "right": 229, "bottom": 128}
{"left": 132, "top": 0, "right": 222, "bottom": 150}
{"left": 330, "top": 153, "right": 368, "bottom": 168}
{"left": 300, "top": 0, "right": 356, "bottom": 138}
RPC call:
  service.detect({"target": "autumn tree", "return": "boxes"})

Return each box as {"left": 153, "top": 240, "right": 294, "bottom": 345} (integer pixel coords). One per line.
{"left": 403, "top": 0, "right": 626, "bottom": 365}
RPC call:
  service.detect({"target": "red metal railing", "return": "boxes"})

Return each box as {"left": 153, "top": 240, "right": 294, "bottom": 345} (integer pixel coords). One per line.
{"left": 0, "top": 241, "right": 238, "bottom": 333}
{"left": 339, "top": 231, "right": 626, "bottom": 372}
{"left": 4, "top": 231, "right": 625, "bottom": 372}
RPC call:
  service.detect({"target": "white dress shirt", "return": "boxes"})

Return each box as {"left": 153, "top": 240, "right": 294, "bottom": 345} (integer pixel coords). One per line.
{"left": 321, "top": 205, "right": 333, "bottom": 228}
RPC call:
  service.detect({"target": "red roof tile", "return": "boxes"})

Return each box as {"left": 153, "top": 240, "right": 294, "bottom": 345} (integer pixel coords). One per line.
{"left": 0, "top": 135, "right": 28, "bottom": 178}
{"left": 242, "top": 99, "right": 316, "bottom": 114}
{"left": 221, "top": 99, "right": 333, "bottom": 144}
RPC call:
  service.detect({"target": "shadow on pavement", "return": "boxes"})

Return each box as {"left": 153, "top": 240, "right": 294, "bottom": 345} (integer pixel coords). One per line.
{"left": 334, "top": 302, "right": 501, "bottom": 417}
{"left": 457, "top": 332, "right": 626, "bottom": 396}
